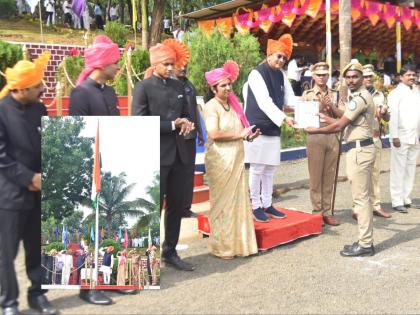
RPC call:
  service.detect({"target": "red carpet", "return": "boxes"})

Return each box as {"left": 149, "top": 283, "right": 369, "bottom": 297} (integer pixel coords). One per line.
{"left": 197, "top": 208, "right": 323, "bottom": 250}
{"left": 80, "top": 285, "right": 143, "bottom": 290}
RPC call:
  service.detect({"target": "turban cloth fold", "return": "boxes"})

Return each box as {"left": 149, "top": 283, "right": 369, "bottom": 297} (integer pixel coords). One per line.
{"left": 0, "top": 51, "right": 50, "bottom": 99}
{"left": 205, "top": 60, "right": 250, "bottom": 129}
{"left": 145, "top": 39, "right": 190, "bottom": 79}
{"left": 76, "top": 35, "right": 120, "bottom": 86}
{"left": 266, "top": 34, "right": 293, "bottom": 59}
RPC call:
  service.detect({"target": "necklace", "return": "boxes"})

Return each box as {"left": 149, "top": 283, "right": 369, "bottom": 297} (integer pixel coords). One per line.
{"left": 216, "top": 97, "right": 230, "bottom": 111}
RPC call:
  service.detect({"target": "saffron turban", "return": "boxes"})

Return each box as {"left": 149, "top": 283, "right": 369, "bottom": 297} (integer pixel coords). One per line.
{"left": 266, "top": 34, "right": 293, "bottom": 59}
{"left": 76, "top": 35, "right": 120, "bottom": 86}
{"left": 145, "top": 39, "right": 190, "bottom": 79}
{"left": 0, "top": 51, "right": 50, "bottom": 100}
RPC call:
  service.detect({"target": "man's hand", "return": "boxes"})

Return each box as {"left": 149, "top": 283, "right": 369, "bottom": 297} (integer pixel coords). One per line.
{"left": 284, "top": 116, "right": 297, "bottom": 128}
{"left": 319, "top": 113, "right": 336, "bottom": 125}
{"left": 175, "top": 118, "right": 195, "bottom": 136}
{"left": 392, "top": 138, "right": 401, "bottom": 148}
{"left": 28, "top": 173, "right": 41, "bottom": 191}
{"left": 305, "top": 127, "right": 318, "bottom": 134}
{"left": 246, "top": 128, "right": 261, "bottom": 141}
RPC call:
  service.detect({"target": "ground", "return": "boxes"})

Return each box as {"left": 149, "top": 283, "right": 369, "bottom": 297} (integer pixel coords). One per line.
{"left": 17, "top": 146, "right": 420, "bottom": 314}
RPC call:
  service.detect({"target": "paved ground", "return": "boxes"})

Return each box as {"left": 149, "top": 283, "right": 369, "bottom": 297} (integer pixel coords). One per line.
{"left": 17, "top": 146, "right": 420, "bottom": 314}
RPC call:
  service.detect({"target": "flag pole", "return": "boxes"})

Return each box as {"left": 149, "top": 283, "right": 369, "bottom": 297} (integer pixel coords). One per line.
{"left": 38, "top": 0, "right": 44, "bottom": 43}
{"left": 94, "top": 192, "right": 99, "bottom": 287}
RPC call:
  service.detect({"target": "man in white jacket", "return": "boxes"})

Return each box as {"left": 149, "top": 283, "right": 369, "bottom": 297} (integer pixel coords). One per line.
{"left": 388, "top": 64, "right": 420, "bottom": 213}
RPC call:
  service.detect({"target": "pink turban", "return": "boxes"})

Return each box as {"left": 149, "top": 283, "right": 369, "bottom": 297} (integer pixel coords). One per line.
{"left": 76, "top": 35, "right": 121, "bottom": 86}
{"left": 205, "top": 61, "right": 250, "bottom": 129}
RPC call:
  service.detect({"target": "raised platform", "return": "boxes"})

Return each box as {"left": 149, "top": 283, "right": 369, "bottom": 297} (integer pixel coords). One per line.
{"left": 198, "top": 208, "right": 323, "bottom": 251}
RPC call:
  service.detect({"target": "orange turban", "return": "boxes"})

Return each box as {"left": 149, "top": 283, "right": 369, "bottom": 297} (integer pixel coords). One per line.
{"left": 145, "top": 39, "right": 190, "bottom": 79}
{"left": 0, "top": 51, "right": 50, "bottom": 99}
{"left": 266, "top": 34, "right": 293, "bottom": 59}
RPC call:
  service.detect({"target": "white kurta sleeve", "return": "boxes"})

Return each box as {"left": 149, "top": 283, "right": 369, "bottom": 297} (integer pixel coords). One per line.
{"left": 282, "top": 70, "right": 299, "bottom": 107}
{"left": 388, "top": 88, "right": 400, "bottom": 139}
{"left": 248, "top": 69, "right": 287, "bottom": 127}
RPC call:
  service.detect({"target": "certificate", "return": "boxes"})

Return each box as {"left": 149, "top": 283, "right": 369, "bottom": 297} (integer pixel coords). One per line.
{"left": 294, "top": 100, "right": 320, "bottom": 128}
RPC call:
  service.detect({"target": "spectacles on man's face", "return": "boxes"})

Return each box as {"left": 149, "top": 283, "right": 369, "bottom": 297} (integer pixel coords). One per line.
{"left": 274, "top": 54, "right": 288, "bottom": 61}
{"left": 315, "top": 73, "right": 328, "bottom": 77}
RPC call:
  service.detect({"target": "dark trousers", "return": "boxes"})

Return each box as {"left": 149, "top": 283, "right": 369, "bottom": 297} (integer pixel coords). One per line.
{"left": 291, "top": 79, "right": 302, "bottom": 96}
{"left": 161, "top": 151, "right": 189, "bottom": 258}
{"left": 0, "top": 204, "right": 46, "bottom": 308}
{"left": 65, "top": 13, "right": 72, "bottom": 26}
{"left": 95, "top": 15, "right": 104, "bottom": 30}
{"left": 183, "top": 139, "right": 196, "bottom": 212}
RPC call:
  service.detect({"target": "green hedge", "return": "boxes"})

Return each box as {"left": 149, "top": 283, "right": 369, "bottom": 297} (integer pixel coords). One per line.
{"left": 0, "top": 41, "right": 23, "bottom": 91}
{"left": 44, "top": 242, "right": 65, "bottom": 253}
{"left": 104, "top": 21, "right": 130, "bottom": 47}
{"left": 0, "top": 0, "right": 17, "bottom": 18}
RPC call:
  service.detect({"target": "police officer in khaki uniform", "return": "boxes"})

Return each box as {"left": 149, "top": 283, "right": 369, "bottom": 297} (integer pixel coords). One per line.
{"left": 306, "top": 60, "right": 376, "bottom": 257}
{"left": 362, "top": 64, "right": 392, "bottom": 219}
{"left": 302, "top": 62, "right": 340, "bottom": 226}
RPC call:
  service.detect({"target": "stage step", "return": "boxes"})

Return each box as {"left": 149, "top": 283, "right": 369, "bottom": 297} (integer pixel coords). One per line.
{"left": 194, "top": 171, "right": 204, "bottom": 187}
{"left": 192, "top": 185, "right": 209, "bottom": 204}
{"left": 197, "top": 207, "right": 323, "bottom": 250}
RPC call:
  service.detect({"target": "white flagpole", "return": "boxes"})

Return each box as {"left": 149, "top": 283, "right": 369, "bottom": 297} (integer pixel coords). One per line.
{"left": 94, "top": 192, "right": 99, "bottom": 286}
{"left": 326, "top": 0, "right": 332, "bottom": 88}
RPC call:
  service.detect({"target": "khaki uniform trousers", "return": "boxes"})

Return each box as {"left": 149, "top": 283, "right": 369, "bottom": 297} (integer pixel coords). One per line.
{"left": 371, "top": 137, "right": 382, "bottom": 210}
{"left": 307, "top": 133, "right": 339, "bottom": 216}
{"left": 346, "top": 144, "right": 376, "bottom": 247}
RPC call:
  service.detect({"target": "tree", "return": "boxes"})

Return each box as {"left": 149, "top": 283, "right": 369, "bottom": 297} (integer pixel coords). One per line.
{"left": 132, "top": 172, "right": 160, "bottom": 238}
{"left": 62, "top": 210, "right": 84, "bottom": 234}
{"left": 339, "top": 0, "right": 352, "bottom": 73}
{"left": 141, "top": 0, "right": 149, "bottom": 48}
{"left": 41, "top": 117, "right": 93, "bottom": 221}
{"left": 149, "top": 0, "right": 166, "bottom": 46}
{"left": 83, "top": 171, "right": 147, "bottom": 237}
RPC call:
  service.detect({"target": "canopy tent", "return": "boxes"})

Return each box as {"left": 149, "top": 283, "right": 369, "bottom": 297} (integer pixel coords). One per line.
{"left": 182, "top": 0, "right": 420, "bottom": 59}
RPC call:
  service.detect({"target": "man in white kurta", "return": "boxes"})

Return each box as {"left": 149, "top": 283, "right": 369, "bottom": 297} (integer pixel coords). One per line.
{"left": 244, "top": 34, "right": 297, "bottom": 222}
{"left": 389, "top": 65, "right": 420, "bottom": 213}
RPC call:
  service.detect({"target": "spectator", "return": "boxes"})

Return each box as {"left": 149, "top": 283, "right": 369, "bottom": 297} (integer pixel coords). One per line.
{"left": 163, "top": 17, "right": 171, "bottom": 34}
{"left": 45, "top": 0, "right": 55, "bottom": 26}
{"left": 109, "top": 4, "right": 118, "bottom": 21}
{"left": 94, "top": 2, "right": 104, "bottom": 30}
{"left": 62, "top": 0, "right": 73, "bottom": 28}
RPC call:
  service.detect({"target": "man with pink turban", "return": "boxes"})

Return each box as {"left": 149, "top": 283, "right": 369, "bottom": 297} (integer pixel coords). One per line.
{"left": 69, "top": 35, "right": 121, "bottom": 115}
{"left": 0, "top": 53, "right": 57, "bottom": 315}
{"left": 243, "top": 34, "right": 298, "bottom": 223}
{"left": 133, "top": 39, "right": 195, "bottom": 271}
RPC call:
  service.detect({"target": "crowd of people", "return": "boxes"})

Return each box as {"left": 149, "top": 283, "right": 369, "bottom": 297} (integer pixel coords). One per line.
{"left": 0, "top": 29, "right": 420, "bottom": 314}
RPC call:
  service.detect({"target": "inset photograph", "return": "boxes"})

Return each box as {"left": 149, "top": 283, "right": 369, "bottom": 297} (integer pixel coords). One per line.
{"left": 41, "top": 116, "right": 160, "bottom": 290}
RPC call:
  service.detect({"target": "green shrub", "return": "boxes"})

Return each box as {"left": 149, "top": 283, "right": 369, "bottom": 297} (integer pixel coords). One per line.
{"left": 44, "top": 242, "right": 65, "bottom": 253}
{"left": 0, "top": 40, "right": 23, "bottom": 91}
{"left": 188, "top": 28, "right": 262, "bottom": 99}
{"left": 0, "top": 0, "right": 17, "bottom": 18}
{"left": 56, "top": 55, "right": 84, "bottom": 96}
{"left": 114, "top": 48, "right": 150, "bottom": 96}
{"left": 104, "top": 21, "right": 130, "bottom": 47}
{"left": 99, "top": 239, "right": 122, "bottom": 257}
{"left": 281, "top": 121, "right": 307, "bottom": 149}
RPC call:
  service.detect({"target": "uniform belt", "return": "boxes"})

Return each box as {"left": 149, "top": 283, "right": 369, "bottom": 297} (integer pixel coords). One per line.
{"left": 347, "top": 138, "right": 374, "bottom": 149}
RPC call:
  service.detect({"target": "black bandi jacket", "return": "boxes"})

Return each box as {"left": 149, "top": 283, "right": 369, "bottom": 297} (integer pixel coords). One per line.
{"left": 0, "top": 94, "right": 46, "bottom": 210}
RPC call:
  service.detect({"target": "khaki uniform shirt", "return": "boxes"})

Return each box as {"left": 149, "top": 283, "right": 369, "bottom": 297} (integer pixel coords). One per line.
{"left": 302, "top": 86, "right": 339, "bottom": 126}
{"left": 371, "top": 89, "right": 386, "bottom": 132}
{"left": 343, "top": 86, "right": 375, "bottom": 142}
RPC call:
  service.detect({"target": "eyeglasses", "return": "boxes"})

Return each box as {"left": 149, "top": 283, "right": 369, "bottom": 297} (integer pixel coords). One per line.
{"left": 275, "top": 54, "right": 288, "bottom": 61}
{"left": 315, "top": 73, "right": 328, "bottom": 77}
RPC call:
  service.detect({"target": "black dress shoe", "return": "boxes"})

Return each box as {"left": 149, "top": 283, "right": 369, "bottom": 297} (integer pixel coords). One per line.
{"left": 79, "top": 290, "right": 112, "bottom": 305}
{"left": 2, "top": 306, "right": 21, "bottom": 315}
{"left": 340, "top": 242, "right": 375, "bottom": 257}
{"left": 162, "top": 254, "right": 195, "bottom": 271}
{"left": 393, "top": 205, "right": 408, "bottom": 213}
{"left": 405, "top": 203, "right": 420, "bottom": 209}
{"left": 182, "top": 209, "right": 198, "bottom": 218}
{"left": 28, "top": 295, "right": 57, "bottom": 315}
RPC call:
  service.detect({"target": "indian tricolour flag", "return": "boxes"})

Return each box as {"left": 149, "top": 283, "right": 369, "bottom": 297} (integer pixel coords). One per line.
{"left": 91, "top": 123, "right": 101, "bottom": 208}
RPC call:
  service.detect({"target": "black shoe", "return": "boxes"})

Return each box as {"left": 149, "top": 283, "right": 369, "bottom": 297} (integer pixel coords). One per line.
{"left": 393, "top": 205, "right": 408, "bottom": 213}
{"left": 340, "top": 242, "right": 375, "bottom": 257}
{"left": 405, "top": 203, "right": 420, "bottom": 209}
{"left": 253, "top": 207, "right": 269, "bottom": 222}
{"left": 28, "top": 295, "right": 57, "bottom": 315}
{"left": 162, "top": 254, "right": 195, "bottom": 271}
{"left": 79, "top": 290, "right": 112, "bottom": 305}
{"left": 182, "top": 209, "right": 198, "bottom": 218}
{"left": 113, "top": 289, "right": 138, "bottom": 295}
{"left": 2, "top": 306, "right": 21, "bottom": 315}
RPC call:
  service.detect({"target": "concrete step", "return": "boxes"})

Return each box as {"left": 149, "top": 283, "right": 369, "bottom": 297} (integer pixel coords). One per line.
{"left": 192, "top": 185, "right": 209, "bottom": 204}
{"left": 194, "top": 171, "right": 204, "bottom": 187}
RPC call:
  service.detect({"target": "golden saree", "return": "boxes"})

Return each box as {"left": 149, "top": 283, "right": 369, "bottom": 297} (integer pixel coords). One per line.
{"left": 203, "top": 98, "right": 258, "bottom": 258}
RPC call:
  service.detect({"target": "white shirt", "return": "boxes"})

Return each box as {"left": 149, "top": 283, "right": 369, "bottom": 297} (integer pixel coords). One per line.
{"left": 45, "top": 0, "right": 54, "bottom": 12}
{"left": 287, "top": 59, "right": 304, "bottom": 81}
{"left": 383, "top": 73, "right": 391, "bottom": 86}
{"left": 388, "top": 83, "right": 420, "bottom": 145}
{"left": 63, "top": 0, "right": 71, "bottom": 14}
{"left": 163, "top": 18, "right": 170, "bottom": 28}
{"left": 110, "top": 7, "right": 117, "bottom": 17}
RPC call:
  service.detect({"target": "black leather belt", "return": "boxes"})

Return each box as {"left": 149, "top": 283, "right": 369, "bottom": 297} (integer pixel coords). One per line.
{"left": 347, "top": 138, "right": 374, "bottom": 149}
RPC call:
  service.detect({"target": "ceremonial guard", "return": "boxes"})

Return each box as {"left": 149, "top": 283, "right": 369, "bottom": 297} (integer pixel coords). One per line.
{"left": 362, "top": 64, "right": 392, "bottom": 218}
{"left": 301, "top": 62, "right": 340, "bottom": 226}
{"left": 306, "top": 60, "right": 376, "bottom": 257}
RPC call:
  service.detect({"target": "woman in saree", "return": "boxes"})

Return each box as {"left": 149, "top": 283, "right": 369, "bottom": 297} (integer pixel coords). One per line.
{"left": 202, "top": 61, "right": 260, "bottom": 260}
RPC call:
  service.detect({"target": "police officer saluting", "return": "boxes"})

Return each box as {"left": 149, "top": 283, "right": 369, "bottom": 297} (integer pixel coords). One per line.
{"left": 306, "top": 59, "right": 376, "bottom": 257}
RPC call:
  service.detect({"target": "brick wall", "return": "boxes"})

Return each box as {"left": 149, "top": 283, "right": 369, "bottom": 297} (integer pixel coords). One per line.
{"left": 6, "top": 41, "right": 123, "bottom": 98}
